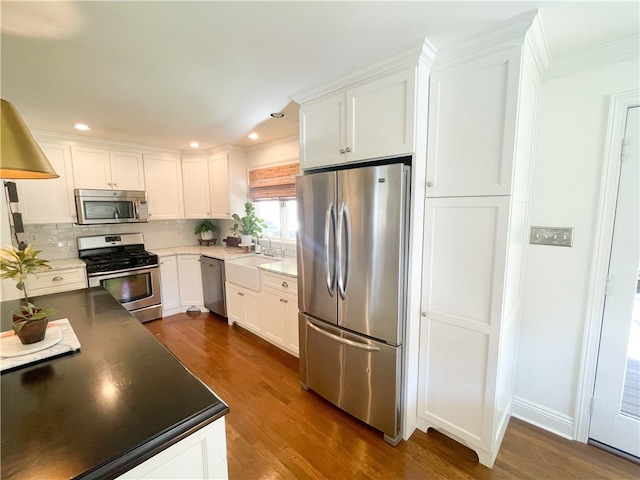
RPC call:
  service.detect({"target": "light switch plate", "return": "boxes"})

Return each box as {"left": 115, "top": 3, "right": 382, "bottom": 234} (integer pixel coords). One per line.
{"left": 530, "top": 227, "right": 574, "bottom": 247}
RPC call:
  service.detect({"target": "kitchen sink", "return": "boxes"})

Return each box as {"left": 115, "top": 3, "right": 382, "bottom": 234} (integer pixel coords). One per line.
{"left": 225, "top": 255, "right": 280, "bottom": 291}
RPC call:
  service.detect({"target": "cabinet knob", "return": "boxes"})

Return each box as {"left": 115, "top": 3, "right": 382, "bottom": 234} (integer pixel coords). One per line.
{"left": 237, "top": 292, "right": 244, "bottom": 297}
{"left": 113, "top": 183, "right": 118, "bottom": 188}
{"left": 339, "top": 148, "right": 345, "bottom": 154}
{"left": 52, "top": 276, "right": 63, "bottom": 282}
{"left": 345, "top": 147, "right": 352, "bottom": 153}
{"left": 282, "top": 281, "right": 288, "bottom": 288}
{"left": 426, "top": 181, "right": 433, "bottom": 187}
{"left": 421, "top": 312, "right": 427, "bottom": 317}
{"left": 283, "top": 299, "right": 288, "bottom": 303}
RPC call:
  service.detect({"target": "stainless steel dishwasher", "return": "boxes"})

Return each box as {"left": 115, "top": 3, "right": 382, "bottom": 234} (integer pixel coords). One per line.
{"left": 200, "top": 256, "right": 227, "bottom": 317}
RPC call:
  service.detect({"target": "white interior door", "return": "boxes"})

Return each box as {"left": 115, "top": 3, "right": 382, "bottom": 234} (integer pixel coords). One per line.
{"left": 589, "top": 106, "right": 640, "bottom": 458}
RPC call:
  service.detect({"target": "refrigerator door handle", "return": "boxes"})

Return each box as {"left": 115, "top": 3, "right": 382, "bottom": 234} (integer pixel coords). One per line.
{"left": 324, "top": 202, "right": 337, "bottom": 297}
{"left": 307, "top": 321, "right": 381, "bottom": 352}
{"left": 337, "top": 202, "right": 351, "bottom": 300}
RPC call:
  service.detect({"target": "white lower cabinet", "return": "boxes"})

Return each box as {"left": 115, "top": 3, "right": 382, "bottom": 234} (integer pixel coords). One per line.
{"left": 177, "top": 255, "right": 205, "bottom": 312}
{"left": 27, "top": 267, "right": 87, "bottom": 297}
{"left": 117, "top": 416, "right": 228, "bottom": 480}
{"left": 417, "top": 195, "right": 523, "bottom": 468}
{"left": 159, "top": 255, "right": 180, "bottom": 317}
{"left": 260, "top": 272, "right": 298, "bottom": 356}
{"left": 225, "top": 271, "right": 298, "bottom": 356}
{"left": 225, "top": 282, "right": 260, "bottom": 333}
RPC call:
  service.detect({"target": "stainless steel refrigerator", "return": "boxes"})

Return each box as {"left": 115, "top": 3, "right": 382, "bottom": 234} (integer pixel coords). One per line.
{"left": 296, "top": 161, "right": 410, "bottom": 445}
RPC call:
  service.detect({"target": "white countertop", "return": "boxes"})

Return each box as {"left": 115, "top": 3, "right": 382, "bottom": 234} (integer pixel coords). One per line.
{"left": 258, "top": 260, "right": 297, "bottom": 278}
{"left": 151, "top": 245, "right": 251, "bottom": 261}
{"left": 48, "top": 258, "right": 86, "bottom": 271}
{"left": 151, "top": 246, "right": 298, "bottom": 278}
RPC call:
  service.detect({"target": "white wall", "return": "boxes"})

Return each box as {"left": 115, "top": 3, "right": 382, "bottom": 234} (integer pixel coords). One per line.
{"left": 513, "top": 58, "right": 640, "bottom": 437}
{"left": 245, "top": 135, "right": 299, "bottom": 169}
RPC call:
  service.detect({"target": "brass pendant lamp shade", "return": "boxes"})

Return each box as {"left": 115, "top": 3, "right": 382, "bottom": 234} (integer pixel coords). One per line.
{"left": 1, "top": 99, "right": 58, "bottom": 179}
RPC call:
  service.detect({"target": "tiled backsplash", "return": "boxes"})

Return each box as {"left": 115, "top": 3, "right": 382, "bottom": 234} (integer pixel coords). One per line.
{"left": 18, "top": 219, "right": 297, "bottom": 260}
{"left": 19, "top": 220, "right": 201, "bottom": 260}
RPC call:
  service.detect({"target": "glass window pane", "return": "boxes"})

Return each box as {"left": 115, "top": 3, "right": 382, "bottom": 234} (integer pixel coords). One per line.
{"left": 285, "top": 200, "right": 297, "bottom": 240}
{"left": 255, "top": 200, "right": 281, "bottom": 238}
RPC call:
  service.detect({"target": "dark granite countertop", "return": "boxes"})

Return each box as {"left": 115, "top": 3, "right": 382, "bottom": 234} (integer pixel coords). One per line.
{"left": 1, "top": 287, "right": 228, "bottom": 480}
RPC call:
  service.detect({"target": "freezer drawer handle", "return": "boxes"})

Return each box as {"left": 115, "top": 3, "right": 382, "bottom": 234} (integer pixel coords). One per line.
{"left": 324, "top": 202, "right": 337, "bottom": 297}
{"left": 307, "top": 321, "right": 380, "bottom": 352}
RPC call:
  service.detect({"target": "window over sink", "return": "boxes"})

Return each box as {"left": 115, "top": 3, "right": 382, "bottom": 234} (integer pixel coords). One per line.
{"left": 248, "top": 163, "right": 299, "bottom": 242}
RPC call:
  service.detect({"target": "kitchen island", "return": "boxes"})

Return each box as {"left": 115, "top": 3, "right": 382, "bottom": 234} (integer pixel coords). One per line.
{"left": 0, "top": 287, "right": 229, "bottom": 480}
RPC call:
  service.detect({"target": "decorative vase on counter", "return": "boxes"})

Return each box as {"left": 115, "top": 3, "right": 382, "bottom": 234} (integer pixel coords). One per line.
{"left": 240, "top": 234, "right": 253, "bottom": 246}
{"left": 201, "top": 231, "right": 214, "bottom": 241}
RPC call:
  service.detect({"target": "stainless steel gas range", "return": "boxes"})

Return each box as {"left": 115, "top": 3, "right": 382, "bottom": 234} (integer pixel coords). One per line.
{"left": 77, "top": 233, "right": 161, "bottom": 322}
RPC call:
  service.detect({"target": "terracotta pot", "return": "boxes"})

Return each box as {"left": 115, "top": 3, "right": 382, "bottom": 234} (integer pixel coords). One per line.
{"left": 13, "top": 317, "right": 49, "bottom": 345}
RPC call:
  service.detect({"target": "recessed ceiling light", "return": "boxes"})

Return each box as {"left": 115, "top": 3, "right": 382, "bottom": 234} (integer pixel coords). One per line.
{"left": 74, "top": 123, "right": 90, "bottom": 131}
{"left": 190, "top": 141, "right": 199, "bottom": 148}
{"left": 270, "top": 112, "right": 285, "bottom": 119}
{"left": 248, "top": 133, "right": 259, "bottom": 140}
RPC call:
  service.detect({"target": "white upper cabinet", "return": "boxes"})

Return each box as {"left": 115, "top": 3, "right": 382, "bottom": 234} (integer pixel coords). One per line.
{"left": 17, "top": 142, "right": 75, "bottom": 224}
{"left": 299, "top": 68, "right": 416, "bottom": 170}
{"left": 182, "top": 156, "right": 211, "bottom": 218}
{"left": 208, "top": 147, "right": 247, "bottom": 219}
{"left": 144, "top": 154, "right": 184, "bottom": 220}
{"left": 425, "top": 48, "right": 522, "bottom": 197}
{"left": 183, "top": 148, "right": 247, "bottom": 220}
{"left": 71, "top": 146, "right": 145, "bottom": 191}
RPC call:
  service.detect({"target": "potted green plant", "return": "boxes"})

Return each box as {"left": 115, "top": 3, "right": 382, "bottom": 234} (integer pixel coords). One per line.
{"left": 231, "top": 202, "right": 268, "bottom": 245}
{"left": 0, "top": 245, "right": 57, "bottom": 345}
{"left": 194, "top": 219, "right": 219, "bottom": 242}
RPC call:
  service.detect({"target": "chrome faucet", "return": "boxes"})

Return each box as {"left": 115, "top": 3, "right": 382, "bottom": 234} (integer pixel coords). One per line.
{"left": 259, "top": 234, "right": 274, "bottom": 256}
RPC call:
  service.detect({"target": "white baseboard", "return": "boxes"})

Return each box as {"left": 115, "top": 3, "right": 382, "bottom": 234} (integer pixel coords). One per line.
{"left": 512, "top": 396, "right": 574, "bottom": 440}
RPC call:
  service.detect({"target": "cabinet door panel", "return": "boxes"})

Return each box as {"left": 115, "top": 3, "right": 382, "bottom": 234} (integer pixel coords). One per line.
{"left": 144, "top": 155, "right": 184, "bottom": 219}
{"left": 208, "top": 154, "right": 230, "bottom": 218}
{"left": 261, "top": 288, "right": 288, "bottom": 347}
{"left": 299, "top": 93, "right": 345, "bottom": 169}
{"left": 182, "top": 157, "right": 210, "bottom": 218}
{"left": 348, "top": 68, "right": 415, "bottom": 162}
{"left": 159, "top": 255, "right": 180, "bottom": 314}
{"left": 426, "top": 48, "right": 521, "bottom": 197}
{"left": 71, "top": 146, "right": 112, "bottom": 189}
{"left": 18, "top": 143, "right": 75, "bottom": 224}
{"left": 177, "top": 255, "right": 204, "bottom": 308}
{"left": 285, "top": 291, "right": 299, "bottom": 356}
{"left": 109, "top": 151, "right": 145, "bottom": 190}
{"left": 419, "top": 196, "right": 510, "bottom": 449}
{"left": 225, "top": 282, "right": 245, "bottom": 326}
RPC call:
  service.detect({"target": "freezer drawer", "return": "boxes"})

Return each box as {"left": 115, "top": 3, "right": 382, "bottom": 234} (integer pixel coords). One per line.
{"left": 299, "top": 313, "right": 401, "bottom": 444}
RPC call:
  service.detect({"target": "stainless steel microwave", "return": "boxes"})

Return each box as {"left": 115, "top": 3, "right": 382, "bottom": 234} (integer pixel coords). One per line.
{"left": 74, "top": 189, "right": 149, "bottom": 225}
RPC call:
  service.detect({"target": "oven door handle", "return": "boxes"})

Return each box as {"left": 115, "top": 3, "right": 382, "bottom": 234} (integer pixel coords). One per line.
{"left": 87, "top": 265, "right": 159, "bottom": 283}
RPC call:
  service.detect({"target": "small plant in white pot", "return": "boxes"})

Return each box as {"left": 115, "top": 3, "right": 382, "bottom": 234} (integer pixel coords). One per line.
{"left": 194, "top": 219, "right": 219, "bottom": 242}
{"left": 231, "top": 202, "right": 267, "bottom": 245}
{"left": 0, "top": 245, "right": 57, "bottom": 344}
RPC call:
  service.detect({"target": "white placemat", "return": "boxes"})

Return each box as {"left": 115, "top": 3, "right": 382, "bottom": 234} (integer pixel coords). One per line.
{"left": 0, "top": 319, "right": 81, "bottom": 372}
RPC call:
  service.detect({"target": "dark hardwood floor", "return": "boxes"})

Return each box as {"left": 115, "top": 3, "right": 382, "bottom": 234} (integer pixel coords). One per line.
{"left": 145, "top": 312, "right": 640, "bottom": 479}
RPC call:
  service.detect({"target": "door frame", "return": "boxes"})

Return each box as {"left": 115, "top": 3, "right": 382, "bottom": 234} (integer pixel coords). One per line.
{"left": 574, "top": 89, "right": 640, "bottom": 442}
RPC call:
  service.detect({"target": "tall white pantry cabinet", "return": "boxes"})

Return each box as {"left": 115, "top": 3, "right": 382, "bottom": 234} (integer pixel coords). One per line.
{"left": 417, "top": 13, "right": 549, "bottom": 467}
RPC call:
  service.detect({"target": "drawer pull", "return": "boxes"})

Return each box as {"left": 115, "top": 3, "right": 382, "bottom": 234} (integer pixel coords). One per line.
{"left": 52, "top": 276, "right": 63, "bottom": 282}
{"left": 282, "top": 281, "right": 288, "bottom": 288}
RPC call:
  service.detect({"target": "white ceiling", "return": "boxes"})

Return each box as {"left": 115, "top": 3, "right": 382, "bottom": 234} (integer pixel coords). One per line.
{"left": 1, "top": 1, "right": 638, "bottom": 151}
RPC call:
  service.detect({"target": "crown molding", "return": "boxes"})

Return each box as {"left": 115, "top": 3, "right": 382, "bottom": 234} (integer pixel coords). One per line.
{"left": 432, "top": 9, "right": 541, "bottom": 71}
{"left": 291, "top": 38, "right": 436, "bottom": 105}
{"left": 543, "top": 35, "right": 640, "bottom": 81}
{"left": 31, "top": 129, "right": 181, "bottom": 155}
